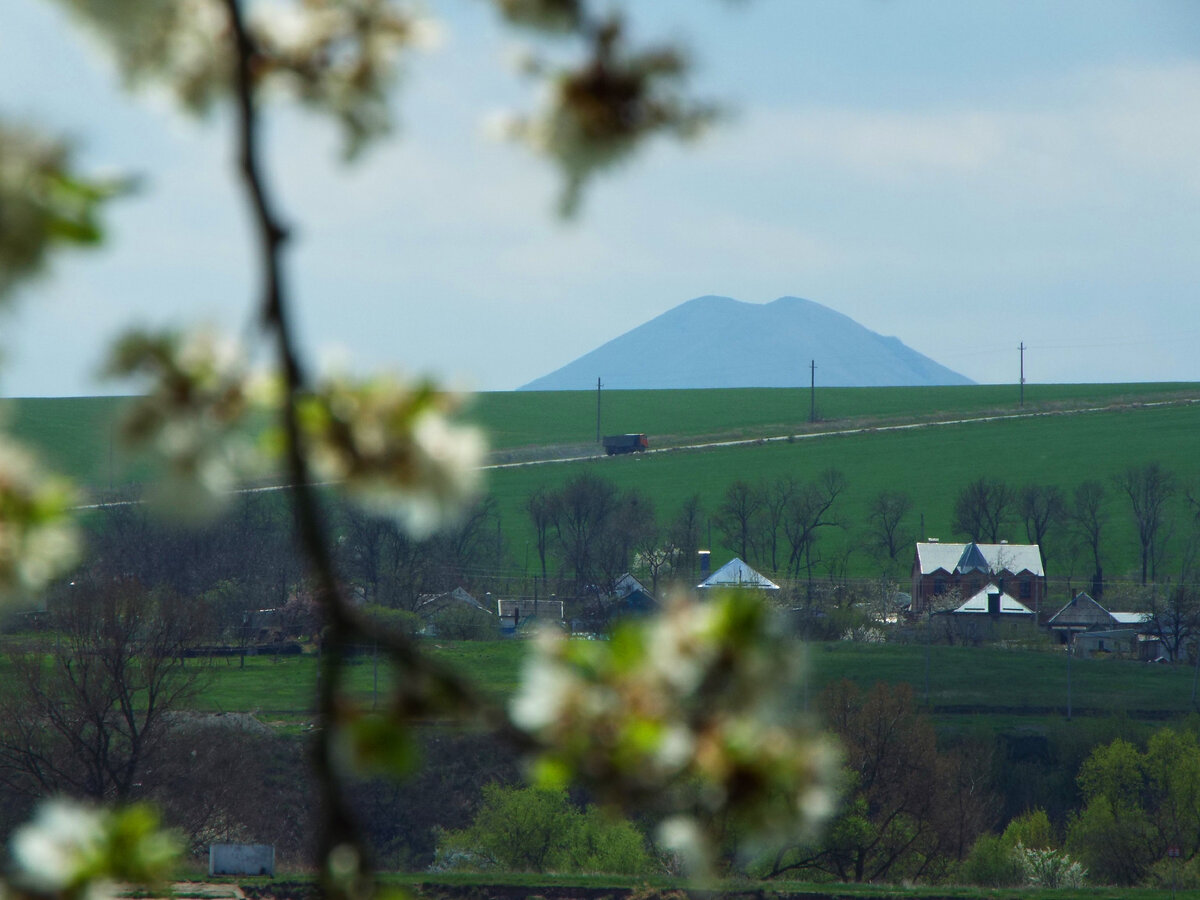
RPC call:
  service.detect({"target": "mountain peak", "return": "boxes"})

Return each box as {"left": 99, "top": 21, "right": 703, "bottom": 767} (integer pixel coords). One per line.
{"left": 518, "top": 295, "right": 971, "bottom": 390}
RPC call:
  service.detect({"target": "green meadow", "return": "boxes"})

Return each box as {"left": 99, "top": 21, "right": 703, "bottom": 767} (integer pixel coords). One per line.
{"left": 141, "top": 639, "right": 1200, "bottom": 725}
{"left": 485, "top": 396, "right": 1200, "bottom": 585}
{"left": 5, "top": 383, "right": 1200, "bottom": 584}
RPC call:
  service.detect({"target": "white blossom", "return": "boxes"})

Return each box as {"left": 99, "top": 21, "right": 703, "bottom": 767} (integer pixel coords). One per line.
{"left": 0, "top": 437, "right": 79, "bottom": 599}
{"left": 10, "top": 799, "right": 107, "bottom": 895}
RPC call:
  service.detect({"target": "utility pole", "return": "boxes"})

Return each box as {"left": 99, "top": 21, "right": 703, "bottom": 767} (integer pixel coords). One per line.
{"left": 809, "top": 359, "right": 816, "bottom": 423}
{"left": 1019, "top": 342, "right": 1025, "bottom": 408}
{"left": 595, "top": 376, "right": 602, "bottom": 443}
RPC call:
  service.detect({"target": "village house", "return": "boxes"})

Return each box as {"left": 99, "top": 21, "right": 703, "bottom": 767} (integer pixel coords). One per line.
{"left": 1046, "top": 592, "right": 1158, "bottom": 659}
{"left": 940, "top": 582, "right": 1038, "bottom": 643}
{"left": 911, "top": 540, "right": 1045, "bottom": 615}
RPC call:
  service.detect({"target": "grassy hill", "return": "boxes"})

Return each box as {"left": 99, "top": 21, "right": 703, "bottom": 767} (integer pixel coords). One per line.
{"left": 5, "top": 383, "right": 1200, "bottom": 585}
{"left": 484, "top": 393, "right": 1200, "bottom": 586}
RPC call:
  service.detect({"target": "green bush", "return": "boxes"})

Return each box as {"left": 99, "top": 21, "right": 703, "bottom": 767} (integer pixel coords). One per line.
{"left": 434, "top": 784, "right": 653, "bottom": 875}
{"left": 960, "top": 834, "right": 1023, "bottom": 887}
{"left": 1002, "top": 808, "right": 1055, "bottom": 850}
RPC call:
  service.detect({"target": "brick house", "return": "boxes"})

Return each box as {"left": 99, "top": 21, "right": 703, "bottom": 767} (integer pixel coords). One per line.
{"left": 911, "top": 540, "right": 1045, "bottom": 615}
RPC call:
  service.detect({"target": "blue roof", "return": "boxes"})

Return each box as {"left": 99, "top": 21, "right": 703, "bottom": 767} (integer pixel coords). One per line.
{"left": 954, "top": 542, "right": 991, "bottom": 574}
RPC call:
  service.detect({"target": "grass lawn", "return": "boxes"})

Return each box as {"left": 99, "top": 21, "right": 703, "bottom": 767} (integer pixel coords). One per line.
{"left": 188, "top": 640, "right": 528, "bottom": 719}
{"left": 377, "top": 870, "right": 1200, "bottom": 899}
{"left": 184, "top": 639, "right": 1200, "bottom": 728}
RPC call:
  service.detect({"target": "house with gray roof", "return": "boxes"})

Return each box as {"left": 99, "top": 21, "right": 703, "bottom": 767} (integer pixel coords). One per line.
{"left": 1047, "top": 592, "right": 1152, "bottom": 646}
{"left": 911, "top": 540, "right": 1045, "bottom": 615}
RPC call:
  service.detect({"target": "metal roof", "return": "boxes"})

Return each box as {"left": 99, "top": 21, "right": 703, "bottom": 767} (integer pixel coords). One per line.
{"left": 1111, "top": 611, "right": 1152, "bottom": 625}
{"left": 698, "top": 557, "right": 780, "bottom": 590}
{"left": 915, "top": 541, "right": 1044, "bottom": 577}
{"left": 954, "top": 542, "right": 991, "bottom": 574}
{"left": 953, "top": 583, "right": 1034, "bottom": 615}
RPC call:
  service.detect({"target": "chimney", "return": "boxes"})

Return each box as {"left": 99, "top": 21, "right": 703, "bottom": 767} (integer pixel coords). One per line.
{"left": 699, "top": 550, "right": 711, "bottom": 579}
{"left": 988, "top": 590, "right": 1001, "bottom": 617}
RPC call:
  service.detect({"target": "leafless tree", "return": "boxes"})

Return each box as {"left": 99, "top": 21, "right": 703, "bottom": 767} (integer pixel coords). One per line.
{"left": 865, "top": 489, "right": 913, "bottom": 568}
{"left": 755, "top": 478, "right": 795, "bottom": 573}
{"left": 527, "top": 486, "right": 557, "bottom": 587}
{"left": 715, "top": 480, "right": 764, "bottom": 564}
{"left": 667, "top": 494, "right": 705, "bottom": 578}
{"left": 952, "top": 477, "right": 1014, "bottom": 543}
{"left": 1018, "top": 483, "right": 1066, "bottom": 570}
{"left": 552, "top": 473, "right": 620, "bottom": 590}
{"left": 1143, "top": 582, "right": 1200, "bottom": 663}
{"left": 0, "top": 577, "right": 205, "bottom": 803}
{"left": 781, "top": 468, "right": 846, "bottom": 583}
{"left": 1069, "top": 479, "right": 1108, "bottom": 598}
{"left": 1114, "top": 462, "right": 1177, "bottom": 584}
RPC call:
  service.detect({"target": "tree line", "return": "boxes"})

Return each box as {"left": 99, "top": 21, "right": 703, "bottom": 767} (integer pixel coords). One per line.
{"left": 20, "top": 458, "right": 1196, "bottom": 645}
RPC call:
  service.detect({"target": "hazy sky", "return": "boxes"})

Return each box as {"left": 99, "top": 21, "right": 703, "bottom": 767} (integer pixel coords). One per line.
{"left": 3, "top": 0, "right": 1200, "bottom": 396}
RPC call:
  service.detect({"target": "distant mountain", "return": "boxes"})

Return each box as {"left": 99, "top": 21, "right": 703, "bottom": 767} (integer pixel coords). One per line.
{"left": 518, "top": 295, "right": 973, "bottom": 390}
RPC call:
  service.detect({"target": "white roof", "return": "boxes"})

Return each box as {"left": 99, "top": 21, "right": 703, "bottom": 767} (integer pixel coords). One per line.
{"left": 698, "top": 557, "right": 780, "bottom": 590}
{"left": 953, "top": 583, "right": 1034, "bottom": 615}
{"left": 915, "top": 541, "right": 1044, "bottom": 577}
{"left": 1111, "top": 611, "right": 1152, "bottom": 625}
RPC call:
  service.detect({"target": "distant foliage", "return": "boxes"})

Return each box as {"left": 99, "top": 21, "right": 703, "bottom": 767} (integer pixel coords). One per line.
{"left": 434, "top": 784, "right": 653, "bottom": 874}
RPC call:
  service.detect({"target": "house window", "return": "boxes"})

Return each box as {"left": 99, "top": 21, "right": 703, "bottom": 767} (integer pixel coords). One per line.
{"left": 1020, "top": 579, "right": 1032, "bottom": 598}
{"left": 934, "top": 578, "right": 946, "bottom": 595}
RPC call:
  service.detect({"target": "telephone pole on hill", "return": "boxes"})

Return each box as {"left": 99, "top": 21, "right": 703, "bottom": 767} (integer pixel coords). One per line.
{"left": 1019, "top": 342, "right": 1026, "bottom": 408}
{"left": 810, "top": 360, "right": 817, "bottom": 423}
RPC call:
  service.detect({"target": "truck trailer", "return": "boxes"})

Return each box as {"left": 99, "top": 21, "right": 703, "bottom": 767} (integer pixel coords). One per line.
{"left": 602, "top": 433, "right": 649, "bottom": 455}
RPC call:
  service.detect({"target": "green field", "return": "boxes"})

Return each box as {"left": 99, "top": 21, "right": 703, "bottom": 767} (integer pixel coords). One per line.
{"left": 6, "top": 384, "right": 1200, "bottom": 584}
{"left": 471, "top": 382, "right": 1200, "bottom": 451}
{"left": 485, "top": 397, "right": 1200, "bottom": 585}
{"left": 169, "top": 639, "right": 1200, "bottom": 726}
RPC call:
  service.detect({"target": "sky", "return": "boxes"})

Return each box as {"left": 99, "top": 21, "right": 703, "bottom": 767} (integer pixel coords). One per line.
{"left": 3, "top": 0, "right": 1200, "bottom": 396}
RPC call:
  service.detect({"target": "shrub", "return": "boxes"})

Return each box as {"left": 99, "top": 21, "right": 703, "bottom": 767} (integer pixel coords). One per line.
{"left": 1002, "top": 807, "right": 1055, "bottom": 850}
{"left": 960, "top": 834, "right": 1023, "bottom": 887}
{"left": 1018, "top": 844, "right": 1087, "bottom": 888}
{"left": 434, "top": 784, "right": 653, "bottom": 874}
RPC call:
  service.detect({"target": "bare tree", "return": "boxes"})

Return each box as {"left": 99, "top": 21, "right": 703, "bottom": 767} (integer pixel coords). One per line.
{"left": 1070, "top": 479, "right": 1108, "bottom": 598}
{"left": 0, "top": 577, "right": 204, "bottom": 803}
{"left": 755, "top": 478, "right": 795, "bottom": 573}
{"left": 527, "top": 486, "right": 557, "bottom": 587}
{"left": 1114, "top": 462, "right": 1177, "bottom": 584}
{"left": 1144, "top": 583, "right": 1200, "bottom": 663}
{"left": 952, "top": 477, "right": 1013, "bottom": 543}
{"left": 865, "top": 489, "right": 913, "bottom": 568}
{"left": 781, "top": 468, "right": 846, "bottom": 583}
{"left": 667, "top": 494, "right": 705, "bottom": 578}
{"left": 592, "top": 487, "right": 656, "bottom": 593}
{"left": 1018, "top": 483, "right": 1066, "bottom": 570}
{"left": 337, "top": 506, "right": 433, "bottom": 611}
{"left": 715, "top": 480, "right": 764, "bottom": 563}
{"left": 552, "top": 473, "right": 620, "bottom": 589}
